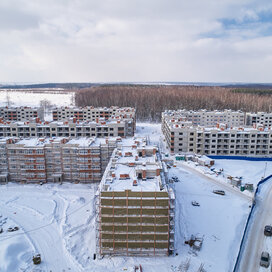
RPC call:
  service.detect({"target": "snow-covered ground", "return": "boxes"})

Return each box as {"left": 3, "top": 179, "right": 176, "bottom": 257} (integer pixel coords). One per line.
{"left": 0, "top": 168, "right": 250, "bottom": 272}
{"left": 1, "top": 122, "right": 271, "bottom": 272}
{"left": 0, "top": 183, "right": 97, "bottom": 272}
{"left": 0, "top": 90, "right": 74, "bottom": 108}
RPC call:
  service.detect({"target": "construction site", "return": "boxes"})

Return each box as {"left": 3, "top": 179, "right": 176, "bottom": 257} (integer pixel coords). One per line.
{"left": 96, "top": 137, "right": 175, "bottom": 257}
{"left": 0, "top": 136, "right": 121, "bottom": 184}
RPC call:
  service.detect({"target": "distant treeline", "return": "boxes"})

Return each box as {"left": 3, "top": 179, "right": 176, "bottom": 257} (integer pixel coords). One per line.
{"left": 231, "top": 89, "right": 272, "bottom": 95}
{"left": 75, "top": 85, "right": 272, "bottom": 122}
{"left": 0, "top": 83, "right": 98, "bottom": 90}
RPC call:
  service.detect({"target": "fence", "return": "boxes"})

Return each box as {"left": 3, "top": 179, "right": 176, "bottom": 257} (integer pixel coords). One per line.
{"left": 208, "top": 155, "right": 272, "bottom": 161}
{"left": 232, "top": 174, "right": 272, "bottom": 272}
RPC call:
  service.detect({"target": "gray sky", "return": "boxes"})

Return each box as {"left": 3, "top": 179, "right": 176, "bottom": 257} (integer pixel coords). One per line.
{"left": 0, "top": 0, "right": 272, "bottom": 83}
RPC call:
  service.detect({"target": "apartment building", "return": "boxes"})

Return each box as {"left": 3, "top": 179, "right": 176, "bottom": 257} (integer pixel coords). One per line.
{"left": 0, "top": 117, "right": 134, "bottom": 138}
{"left": 0, "top": 138, "right": 11, "bottom": 183}
{"left": 246, "top": 112, "right": 272, "bottom": 127}
{"left": 96, "top": 137, "right": 175, "bottom": 257}
{"left": 163, "top": 119, "right": 272, "bottom": 157}
{"left": 162, "top": 109, "right": 245, "bottom": 128}
{"left": 0, "top": 106, "right": 39, "bottom": 121}
{"left": 52, "top": 106, "right": 135, "bottom": 123}
{"left": 3, "top": 137, "right": 121, "bottom": 183}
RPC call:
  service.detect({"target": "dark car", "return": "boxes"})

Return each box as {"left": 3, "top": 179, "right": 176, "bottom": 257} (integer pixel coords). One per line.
{"left": 7, "top": 226, "right": 19, "bottom": 232}
{"left": 260, "top": 251, "right": 270, "bottom": 268}
{"left": 264, "top": 225, "right": 272, "bottom": 236}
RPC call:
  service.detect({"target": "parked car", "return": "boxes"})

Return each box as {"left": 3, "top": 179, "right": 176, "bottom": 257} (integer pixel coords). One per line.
{"left": 191, "top": 201, "right": 200, "bottom": 207}
{"left": 260, "top": 251, "right": 270, "bottom": 268}
{"left": 7, "top": 226, "right": 19, "bottom": 232}
{"left": 0, "top": 227, "right": 3, "bottom": 234}
{"left": 264, "top": 225, "right": 272, "bottom": 236}
{"left": 213, "top": 190, "right": 225, "bottom": 196}
{"left": 172, "top": 176, "right": 179, "bottom": 182}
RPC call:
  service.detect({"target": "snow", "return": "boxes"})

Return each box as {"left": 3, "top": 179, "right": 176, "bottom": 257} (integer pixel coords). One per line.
{"left": 106, "top": 177, "right": 160, "bottom": 192}
{"left": 1, "top": 121, "right": 272, "bottom": 271}
{"left": 0, "top": 183, "right": 96, "bottom": 272}
{"left": 169, "top": 165, "right": 250, "bottom": 271}
{"left": 0, "top": 163, "right": 251, "bottom": 272}
{"left": 211, "top": 159, "right": 272, "bottom": 187}
{"left": 0, "top": 90, "right": 74, "bottom": 108}
{"left": 0, "top": 217, "right": 34, "bottom": 272}
{"left": 180, "top": 158, "right": 272, "bottom": 194}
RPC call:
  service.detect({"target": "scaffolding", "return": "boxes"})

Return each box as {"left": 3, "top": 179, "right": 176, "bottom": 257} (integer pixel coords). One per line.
{"left": 97, "top": 190, "right": 173, "bottom": 257}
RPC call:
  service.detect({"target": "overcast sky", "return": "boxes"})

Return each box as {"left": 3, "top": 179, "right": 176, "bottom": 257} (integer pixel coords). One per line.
{"left": 0, "top": 0, "right": 272, "bottom": 83}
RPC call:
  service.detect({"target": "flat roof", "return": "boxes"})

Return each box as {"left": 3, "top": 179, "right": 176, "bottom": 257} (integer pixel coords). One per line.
{"left": 100, "top": 139, "right": 165, "bottom": 192}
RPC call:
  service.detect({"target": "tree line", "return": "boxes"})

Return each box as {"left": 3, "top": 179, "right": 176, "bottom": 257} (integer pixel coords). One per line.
{"left": 75, "top": 85, "right": 272, "bottom": 122}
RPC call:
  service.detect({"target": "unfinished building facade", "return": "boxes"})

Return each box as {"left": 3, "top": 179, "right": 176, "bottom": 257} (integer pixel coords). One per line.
{"left": 52, "top": 106, "right": 135, "bottom": 124}
{"left": 162, "top": 109, "right": 245, "bottom": 128}
{"left": 96, "top": 137, "right": 175, "bottom": 257}
{"left": 0, "top": 117, "right": 134, "bottom": 138}
{"left": 0, "top": 106, "right": 39, "bottom": 121}
{"left": 2, "top": 137, "right": 122, "bottom": 183}
{"left": 246, "top": 112, "right": 272, "bottom": 127}
{"left": 163, "top": 118, "right": 272, "bottom": 157}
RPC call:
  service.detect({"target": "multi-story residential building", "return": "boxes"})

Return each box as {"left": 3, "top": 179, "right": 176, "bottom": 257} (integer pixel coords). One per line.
{"left": 0, "top": 106, "right": 39, "bottom": 121}
{"left": 0, "top": 117, "right": 134, "bottom": 138}
{"left": 163, "top": 119, "right": 272, "bottom": 157}
{"left": 0, "top": 138, "right": 12, "bottom": 183}
{"left": 3, "top": 137, "right": 120, "bottom": 183}
{"left": 96, "top": 137, "right": 175, "bottom": 257}
{"left": 246, "top": 112, "right": 272, "bottom": 127}
{"left": 52, "top": 106, "right": 135, "bottom": 123}
{"left": 162, "top": 109, "right": 245, "bottom": 128}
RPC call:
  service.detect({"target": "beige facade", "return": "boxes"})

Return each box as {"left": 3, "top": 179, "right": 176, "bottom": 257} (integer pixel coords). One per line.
{"left": 246, "top": 112, "right": 272, "bottom": 127}
{"left": 97, "top": 137, "right": 175, "bottom": 257}
{"left": 0, "top": 118, "right": 134, "bottom": 138}
{"left": 163, "top": 119, "right": 272, "bottom": 157}
{"left": 162, "top": 109, "right": 245, "bottom": 127}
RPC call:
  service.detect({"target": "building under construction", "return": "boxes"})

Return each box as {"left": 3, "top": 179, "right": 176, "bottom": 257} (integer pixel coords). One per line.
{"left": 0, "top": 106, "right": 39, "bottom": 121}
{"left": 96, "top": 137, "right": 175, "bottom": 257}
{"left": 1, "top": 136, "right": 120, "bottom": 183}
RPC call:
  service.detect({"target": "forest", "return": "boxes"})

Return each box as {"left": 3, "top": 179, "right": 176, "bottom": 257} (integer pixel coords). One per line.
{"left": 75, "top": 85, "right": 272, "bottom": 122}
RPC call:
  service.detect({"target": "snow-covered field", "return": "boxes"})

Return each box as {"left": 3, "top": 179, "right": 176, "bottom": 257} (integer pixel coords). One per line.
{"left": 0, "top": 89, "right": 74, "bottom": 108}
{"left": 1, "top": 123, "right": 272, "bottom": 271}
{"left": 0, "top": 183, "right": 97, "bottom": 272}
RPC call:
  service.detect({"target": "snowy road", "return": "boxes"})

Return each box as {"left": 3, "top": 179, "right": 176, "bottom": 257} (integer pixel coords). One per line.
{"left": 236, "top": 178, "right": 272, "bottom": 272}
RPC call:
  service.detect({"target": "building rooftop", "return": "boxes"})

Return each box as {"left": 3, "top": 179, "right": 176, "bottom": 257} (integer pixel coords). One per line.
{"left": 99, "top": 138, "right": 165, "bottom": 192}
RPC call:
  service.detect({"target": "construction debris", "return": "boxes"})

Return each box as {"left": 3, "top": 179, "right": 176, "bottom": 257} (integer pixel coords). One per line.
{"left": 185, "top": 235, "right": 204, "bottom": 251}
{"left": 32, "top": 254, "right": 41, "bottom": 265}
